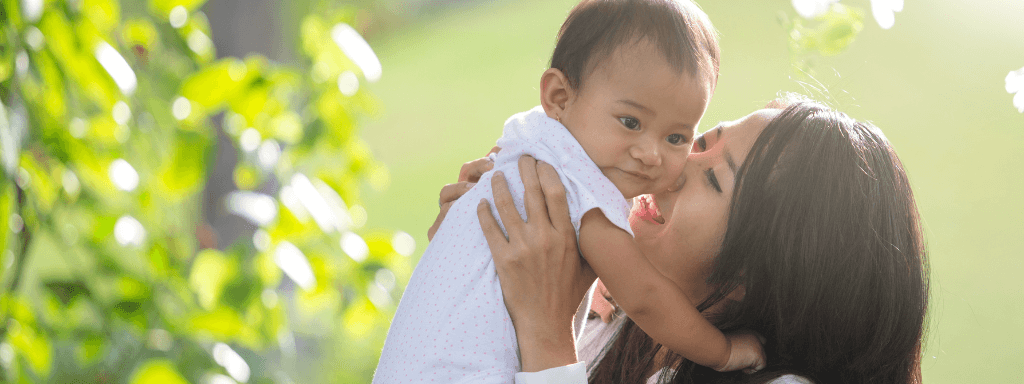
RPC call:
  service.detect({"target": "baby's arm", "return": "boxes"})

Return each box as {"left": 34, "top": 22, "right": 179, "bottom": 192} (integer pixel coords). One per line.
{"left": 577, "top": 210, "right": 765, "bottom": 372}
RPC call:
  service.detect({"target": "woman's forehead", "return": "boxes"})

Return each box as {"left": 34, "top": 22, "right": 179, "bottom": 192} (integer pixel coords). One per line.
{"left": 716, "top": 109, "right": 777, "bottom": 162}
{"left": 708, "top": 109, "right": 776, "bottom": 144}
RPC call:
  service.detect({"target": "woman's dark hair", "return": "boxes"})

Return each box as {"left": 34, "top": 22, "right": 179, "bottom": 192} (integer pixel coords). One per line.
{"left": 550, "top": 0, "right": 720, "bottom": 92}
{"left": 589, "top": 99, "right": 929, "bottom": 384}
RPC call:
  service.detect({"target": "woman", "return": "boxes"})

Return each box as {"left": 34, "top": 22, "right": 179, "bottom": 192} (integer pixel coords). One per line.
{"left": 435, "top": 98, "right": 928, "bottom": 383}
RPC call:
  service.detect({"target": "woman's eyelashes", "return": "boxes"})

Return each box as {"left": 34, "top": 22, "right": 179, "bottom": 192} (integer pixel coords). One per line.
{"left": 704, "top": 168, "right": 722, "bottom": 193}
{"left": 619, "top": 116, "right": 640, "bottom": 130}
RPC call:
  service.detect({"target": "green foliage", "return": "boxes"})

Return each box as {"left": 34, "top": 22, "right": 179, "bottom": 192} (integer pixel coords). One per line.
{"left": 0, "top": 0, "right": 408, "bottom": 383}
{"left": 781, "top": 3, "right": 866, "bottom": 74}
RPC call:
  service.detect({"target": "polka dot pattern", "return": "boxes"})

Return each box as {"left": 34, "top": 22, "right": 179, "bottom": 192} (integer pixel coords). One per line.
{"left": 373, "top": 107, "right": 631, "bottom": 383}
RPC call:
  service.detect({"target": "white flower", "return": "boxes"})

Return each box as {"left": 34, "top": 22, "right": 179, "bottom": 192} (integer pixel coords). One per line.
{"left": 792, "top": 0, "right": 840, "bottom": 19}
{"left": 870, "top": 0, "right": 903, "bottom": 29}
{"left": 1006, "top": 67, "right": 1024, "bottom": 113}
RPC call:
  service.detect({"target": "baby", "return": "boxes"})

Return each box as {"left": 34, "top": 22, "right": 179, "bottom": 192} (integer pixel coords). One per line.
{"left": 374, "top": 1, "right": 764, "bottom": 382}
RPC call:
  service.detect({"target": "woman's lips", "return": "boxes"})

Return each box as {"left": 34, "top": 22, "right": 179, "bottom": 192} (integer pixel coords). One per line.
{"left": 634, "top": 194, "right": 665, "bottom": 224}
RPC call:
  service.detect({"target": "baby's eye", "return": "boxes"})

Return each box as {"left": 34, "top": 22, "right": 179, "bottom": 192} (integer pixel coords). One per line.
{"left": 619, "top": 117, "right": 640, "bottom": 130}
{"left": 666, "top": 134, "right": 688, "bottom": 145}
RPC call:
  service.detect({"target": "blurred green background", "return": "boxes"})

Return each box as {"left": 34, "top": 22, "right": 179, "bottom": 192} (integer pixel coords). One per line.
{"left": 1, "top": 0, "right": 1022, "bottom": 383}
{"left": 358, "top": 0, "right": 1024, "bottom": 383}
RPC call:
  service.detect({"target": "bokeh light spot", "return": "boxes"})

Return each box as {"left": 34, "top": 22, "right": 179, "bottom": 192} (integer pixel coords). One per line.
{"left": 331, "top": 23, "right": 382, "bottom": 82}
{"left": 69, "top": 117, "right": 88, "bottom": 138}
{"left": 169, "top": 6, "right": 188, "bottom": 28}
{"left": 95, "top": 42, "right": 137, "bottom": 95}
{"left": 212, "top": 343, "right": 250, "bottom": 383}
{"left": 109, "top": 159, "right": 139, "bottom": 191}
{"left": 274, "top": 241, "right": 316, "bottom": 290}
{"left": 187, "top": 30, "right": 212, "bottom": 55}
{"left": 391, "top": 231, "right": 416, "bottom": 257}
{"left": 240, "top": 128, "right": 261, "bottom": 152}
{"left": 341, "top": 232, "right": 369, "bottom": 262}
{"left": 114, "top": 215, "right": 146, "bottom": 246}
{"left": 113, "top": 101, "right": 131, "bottom": 125}
{"left": 337, "top": 71, "right": 359, "bottom": 96}
{"left": 172, "top": 97, "right": 192, "bottom": 120}
{"left": 21, "top": 0, "right": 43, "bottom": 22}
{"left": 24, "top": 26, "right": 44, "bottom": 51}
{"left": 62, "top": 169, "right": 80, "bottom": 197}
{"left": 257, "top": 140, "right": 281, "bottom": 169}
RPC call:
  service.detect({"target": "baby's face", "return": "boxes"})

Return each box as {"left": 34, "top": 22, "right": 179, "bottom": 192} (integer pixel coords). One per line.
{"left": 560, "top": 42, "right": 711, "bottom": 199}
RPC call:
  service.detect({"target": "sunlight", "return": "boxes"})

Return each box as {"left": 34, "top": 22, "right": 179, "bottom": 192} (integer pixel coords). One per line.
{"left": 274, "top": 241, "right": 317, "bottom": 290}
{"left": 109, "top": 159, "right": 139, "bottom": 191}
{"left": 95, "top": 42, "right": 138, "bottom": 95}
{"left": 331, "top": 23, "right": 382, "bottom": 82}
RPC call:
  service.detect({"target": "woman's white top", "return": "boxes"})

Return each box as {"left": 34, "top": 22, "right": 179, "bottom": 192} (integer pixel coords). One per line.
{"left": 515, "top": 314, "right": 814, "bottom": 384}
{"left": 373, "top": 107, "right": 633, "bottom": 383}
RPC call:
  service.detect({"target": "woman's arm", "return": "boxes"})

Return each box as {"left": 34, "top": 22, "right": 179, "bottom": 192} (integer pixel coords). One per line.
{"left": 476, "top": 156, "right": 597, "bottom": 372}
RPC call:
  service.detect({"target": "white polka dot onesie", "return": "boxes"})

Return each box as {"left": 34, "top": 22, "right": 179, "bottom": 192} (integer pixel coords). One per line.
{"left": 374, "top": 106, "right": 633, "bottom": 383}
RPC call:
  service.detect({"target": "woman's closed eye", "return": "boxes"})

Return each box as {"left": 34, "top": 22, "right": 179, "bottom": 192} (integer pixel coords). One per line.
{"left": 619, "top": 116, "right": 640, "bottom": 130}
{"left": 704, "top": 168, "right": 722, "bottom": 193}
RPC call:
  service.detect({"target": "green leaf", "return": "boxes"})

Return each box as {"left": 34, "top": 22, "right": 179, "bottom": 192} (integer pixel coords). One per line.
{"left": 81, "top": 0, "right": 122, "bottom": 35}
{"left": 76, "top": 336, "right": 105, "bottom": 367}
{"left": 18, "top": 153, "right": 58, "bottom": 213}
{"left": 149, "top": 0, "right": 208, "bottom": 16}
{"left": 189, "top": 249, "right": 237, "bottom": 310}
{"left": 8, "top": 320, "right": 52, "bottom": 377}
{"left": 180, "top": 59, "right": 253, "bottom": 110}
{"left": 788, "top": 4, "right": 865, "bottom": 57}
{"left": 187, "top": 306, "right": 257, "bottom": 342}
{"left": 122, "top": 19, "right": 159, "bottom": 50}
{"left": 341, "top": 297, "right": 378, "bottom": 338}
{"left": 157, "top": 131, "right": 208, "bottom": 200}
{"left": 130, "top": 360, "right": 189, "bottom": 384}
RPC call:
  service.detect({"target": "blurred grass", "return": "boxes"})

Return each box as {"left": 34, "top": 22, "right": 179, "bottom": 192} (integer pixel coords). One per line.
{"left": 360, "top": 0, "right": 1024, "bottom": 382}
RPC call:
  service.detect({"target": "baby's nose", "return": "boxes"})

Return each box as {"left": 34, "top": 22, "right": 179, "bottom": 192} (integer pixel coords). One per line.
{"left": 630, "top": 143, "right": 661, "bottom": 166}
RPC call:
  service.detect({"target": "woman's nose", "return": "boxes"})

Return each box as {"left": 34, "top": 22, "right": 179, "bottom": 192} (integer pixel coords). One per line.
{"left": 629, "top": 141, "right": 661, "bottom": 166}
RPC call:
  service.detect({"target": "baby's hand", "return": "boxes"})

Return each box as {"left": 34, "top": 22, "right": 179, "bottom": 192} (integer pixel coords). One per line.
{"left": 716, "top": 331, "right": 767, "bottom": 374}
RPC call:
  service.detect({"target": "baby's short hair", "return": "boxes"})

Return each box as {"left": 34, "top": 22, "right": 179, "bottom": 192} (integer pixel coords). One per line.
{"left": 551, "top": 0, "right": 720, "bottom": 92}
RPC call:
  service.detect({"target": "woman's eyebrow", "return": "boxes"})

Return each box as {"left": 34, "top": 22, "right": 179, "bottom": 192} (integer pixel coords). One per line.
{"left": 716, "top": 125, "right": 723, "bottom": 138}
{"left": 724, "top": 147, "right": 737, "bottom": 174}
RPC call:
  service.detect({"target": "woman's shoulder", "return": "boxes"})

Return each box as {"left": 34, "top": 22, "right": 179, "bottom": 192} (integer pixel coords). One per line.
{"left": 767, "top": 374, "right": 814, "bottom": 384}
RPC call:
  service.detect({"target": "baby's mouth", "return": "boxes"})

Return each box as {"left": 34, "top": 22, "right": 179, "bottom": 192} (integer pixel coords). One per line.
{"left": 634, "top": 194, "right": 665, "bottom": 224}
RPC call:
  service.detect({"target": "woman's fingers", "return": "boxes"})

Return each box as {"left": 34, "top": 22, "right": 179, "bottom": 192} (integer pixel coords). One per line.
{"left": 427, "top": 182, "right": 476, "bottom": 241}
{"left": 518, "top": 156, "right": 549, "bottom": 225}
{"left": 478, "top": 199, "right": 509, "bottom": 250}
{"left": 490, "top": 171, "right": 525, "bottom": 235}
{"left": 459, "top": 157, "right": 495, "bottom": 183}
{"left": 535, "top": 160, "right": 575, "bottom": 248}
{"left": 427, "top": 201, "right": 451, "bottom": 241}
{"left": 438, "top": 182, "right": 475, "bottom": 207}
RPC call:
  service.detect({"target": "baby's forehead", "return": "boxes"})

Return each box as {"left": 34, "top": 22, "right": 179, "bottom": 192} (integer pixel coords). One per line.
{"left": 582, "top": 41, "right": 712, "bottom": 92}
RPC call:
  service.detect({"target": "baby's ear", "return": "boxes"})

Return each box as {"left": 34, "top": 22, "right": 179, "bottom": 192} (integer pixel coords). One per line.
{"left": 540, "top": 68, "right": 572, "bottom": 120}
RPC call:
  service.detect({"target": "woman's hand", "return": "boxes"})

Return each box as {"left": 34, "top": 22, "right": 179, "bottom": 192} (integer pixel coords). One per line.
{"left": 427, "top": 147, "right": 499, "bottom": 240}
{"left": 477, "top": 155, "right": 597, "bottom": 372}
